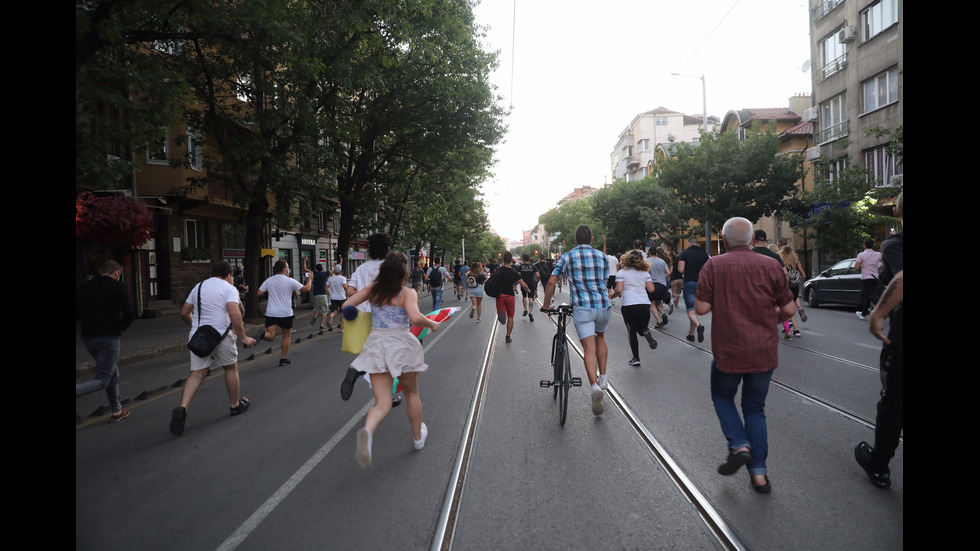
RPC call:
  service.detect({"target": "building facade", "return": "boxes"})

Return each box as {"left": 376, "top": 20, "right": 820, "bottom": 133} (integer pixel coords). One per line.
{"left": 806, "top": 0, "right": 902, "bottom": 187}
{"left": 610, "top": 107, "right": 719, "bottom": 183}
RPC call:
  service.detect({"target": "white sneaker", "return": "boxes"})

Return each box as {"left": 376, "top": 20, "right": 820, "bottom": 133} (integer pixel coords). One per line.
{"left": 856, "top": 311, "right": 867, "bottom": 320}
{"left": 356, "top": 427, "right": 372, "bottom": 469}
{"left": 414, "top": 422, "right": 428, "bottom": 450}
{"left": 591, "top": 384, "right": 605, "bottom": 415}
{"left": 597, "top": 374, "right": 608, "bottom": 389}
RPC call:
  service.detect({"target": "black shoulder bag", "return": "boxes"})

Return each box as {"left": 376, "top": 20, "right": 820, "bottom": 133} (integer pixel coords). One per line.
{"left": 187, "top": 279, "right": 232, "bottom": 358}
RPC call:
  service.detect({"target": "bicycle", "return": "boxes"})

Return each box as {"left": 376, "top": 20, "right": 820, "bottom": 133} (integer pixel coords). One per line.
{"left": 539, "top": 304, "right": 582, "bottom": 426}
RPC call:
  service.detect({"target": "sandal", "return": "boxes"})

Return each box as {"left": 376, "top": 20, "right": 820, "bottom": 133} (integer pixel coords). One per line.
{"left": 230, "top": 397, "right": 251, "bottom": 416}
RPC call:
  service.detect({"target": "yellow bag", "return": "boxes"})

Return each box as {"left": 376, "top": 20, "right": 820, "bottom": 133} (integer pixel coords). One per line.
{"left": 341, "top": 311, "right": 371, "bottom": 355}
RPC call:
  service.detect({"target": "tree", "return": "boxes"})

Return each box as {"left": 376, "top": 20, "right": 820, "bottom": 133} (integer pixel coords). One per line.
{"left": 655, "top": 124, "right": 802, "bottom": 239}
{"left": 540, "top": 198, "right": 604, "bottom": 255}
{"left": 591, "top": 176, "right": 686, "bottom": 253}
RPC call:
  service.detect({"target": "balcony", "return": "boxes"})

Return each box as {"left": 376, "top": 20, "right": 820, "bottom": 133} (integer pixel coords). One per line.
{"left": 817, "top": 54, "right": 847, "bottom": 83}
{"left": 818, "top": 120, "right": 849, "bottom": 144}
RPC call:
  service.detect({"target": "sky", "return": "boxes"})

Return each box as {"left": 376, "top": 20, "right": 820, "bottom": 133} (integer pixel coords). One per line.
{"left": 470, "top": 0, "right": 813, "bottom": 242}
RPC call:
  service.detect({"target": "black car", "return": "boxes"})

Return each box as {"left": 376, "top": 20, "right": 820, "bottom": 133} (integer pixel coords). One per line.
{"left": 801, "top": 258, "right": 864, "bottom": 308}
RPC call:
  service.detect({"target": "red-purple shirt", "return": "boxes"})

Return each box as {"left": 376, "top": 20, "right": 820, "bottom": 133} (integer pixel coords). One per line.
{"left": 696, "top": 245, "right": 794, "bottom": 374}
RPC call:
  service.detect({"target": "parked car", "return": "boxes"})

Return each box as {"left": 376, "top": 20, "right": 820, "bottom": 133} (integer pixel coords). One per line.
{"left": 801, "top": 258, "right": 864, "bottom": 308}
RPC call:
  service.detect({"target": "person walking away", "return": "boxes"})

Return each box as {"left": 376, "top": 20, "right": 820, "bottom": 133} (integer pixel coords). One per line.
{"left": 855, "top": 190, "right": 903, "bottom": 489}
{"left": 855, "top": 239, "right": 882, "bottom": 320}
{"left": 171, "top": 261, "right": 256, "bottom": 436}
{"left": 452, "top": 260, "right": 463, "bottom": 300}
{"left": 678, "top": 237, "right": 710, "bottom": 343}
{"left": 309, "top": 264, "right": 330, "bottom": 330}
{"left": 541, "top": 225, "right": 611, "bottom": 416}
{"left": 325, "top": 264, "right": 348, "bottom": 331}
{"left": 344, "top": 252, "right": 440, "bottom": 469}
{"left": 669, "top": 250, "right": 683, "bottom": 314}
{"left": 459, "top": 260, "right": 471, "bottom": 301}
{"left": 519, "top": 253, "right": 539, "bottom": 321}
{"left": 535, "top": 256, "right": 550, "bottom": 294}
{"left": 695, "top": 217, "right": 795, "bottom": 493}
{"left": 647, "top": 246, "right": 672, "bottom": 329}
{"left": 256, "top": 258, "right": 313, "bottom": 366}
{"left": 410, "top": 263, "right": 424, "bottom": 296}
{"left": 779, "top": 245, "right": 808, "bottom": 336}
{"left": 467, "top": 261, "right": 486, "bottom": 322}
{"left": 341, "top": 233, "right": 391, "bottom": 401}
{"left": 611, "top": 251, "right": 658, "bottom": 367}
{"left": 752, "top": 230, "right": 792, "bottom": 339}
{"left": 76, "top": 259, "right": 135, "bottom": 422}
{"left": 425, "top": 257, "right": 452, "bottom": 312}
{"left": 494, "top": 251, "right": 531, "bottom": 343}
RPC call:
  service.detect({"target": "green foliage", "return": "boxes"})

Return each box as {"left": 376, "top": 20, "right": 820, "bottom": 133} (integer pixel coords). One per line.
{"left": 540, "top": 198, "right": 604, "bottom": 255}
{"left": 591, "top": 176, "right": 685, "bottom": 253}
{"left": 655, "top": 124, "right": 802, "bottom": 236}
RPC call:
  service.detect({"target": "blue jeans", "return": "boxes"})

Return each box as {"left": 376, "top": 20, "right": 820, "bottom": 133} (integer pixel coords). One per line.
{"left": 431, "top": 288, "right": 444, "bottom": 312}
{"left": 76, "top": 336, "right": 122, "bottom": 412}
{"left": 710, "top": 360, "right": 772, "bottom": 475}
{"left": 683, "top": 281, "right": 698, "bottom": 311}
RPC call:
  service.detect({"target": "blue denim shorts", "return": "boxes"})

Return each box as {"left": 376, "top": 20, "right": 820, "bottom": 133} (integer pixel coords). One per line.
{"left": 572, "top": 306, "right": 611, "bottom": 340}
{"left": 683, "top": 281, "right": 698, "bottom": 311}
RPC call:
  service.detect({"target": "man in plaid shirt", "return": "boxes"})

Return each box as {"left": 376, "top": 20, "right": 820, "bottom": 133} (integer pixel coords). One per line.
{"left": 695, "top": 217, "right": 795, "bottom": 493}
{"left": 541, "top": 225, "right": 612, "bottom": 416}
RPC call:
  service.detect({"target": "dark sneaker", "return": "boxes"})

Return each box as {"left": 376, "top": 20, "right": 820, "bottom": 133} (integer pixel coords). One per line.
{"left": 522, "top": 310, "right": 528, "bottom": 316}
{"left": 718, "top": 450, "right": 751, "bottom": 475}
{"left": 229, "top": 397, "right": 250, "bottom": 416}
{"left": 341, "top": 367, "right": 365, "bottom": 401}
{"left": 279, "top": 358, "right": 292, "bottom": 366}
{"left": 798, "top": 307, "right": 807, "bottom": 322}
{"left": 627, "top": 357, "right": 641, "bottom": 366}
{"left": 170, "top": 407, "right": 186, "bottom": 436}
{"left": 505, "top": 335, "right": 512, "bottom": 344}
{"left": 697, "top": 325, "right": 705, "bottom": 343}
{"left": 661, "top": 314, "right": 668, "bottom": 326}
{"left": 392, "top": 394, "right": 403, "bottom": 408}
{"left": 497, "top": 310, "right": 506, "bottom": 325}
{"left": 854, "top": 441, "right": 891, "bottom": 488}
{"left": 109, "top": 409, "right": 130, "bottom": 423}
{"left": 528, "top": 313, "right": 534, "bottom": 322}
{"left": 687, "top": 334, "right": 696, "bottom": 342}
{"left": 644, "top": 331, "right": 658, "bottom": 349}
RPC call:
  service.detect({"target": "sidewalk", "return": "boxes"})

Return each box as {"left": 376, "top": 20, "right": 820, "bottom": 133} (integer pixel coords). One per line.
{"left": 75, "top": 306, "right": 315, "bottom": 379}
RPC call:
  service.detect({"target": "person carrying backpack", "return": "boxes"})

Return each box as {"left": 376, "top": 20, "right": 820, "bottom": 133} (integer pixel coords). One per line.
{"left": 425, "top": 257, "right": 452, "bottom": 312}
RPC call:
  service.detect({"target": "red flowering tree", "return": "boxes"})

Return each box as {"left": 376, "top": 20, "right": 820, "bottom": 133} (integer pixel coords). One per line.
{"left": 75, "top": 192, "right": 152, "bottom": 248}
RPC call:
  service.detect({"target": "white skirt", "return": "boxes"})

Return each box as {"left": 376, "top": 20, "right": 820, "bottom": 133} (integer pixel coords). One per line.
{"left": 350, "top": 328, "right": 428, "bottom": 378}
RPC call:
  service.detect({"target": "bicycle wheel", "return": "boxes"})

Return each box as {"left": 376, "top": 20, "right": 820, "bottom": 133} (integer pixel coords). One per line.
{"left": 558, "top": 343, "right": 570, "bottom": 426}
{"left": 552, "top": 337, "right": 563, "bottom": 401}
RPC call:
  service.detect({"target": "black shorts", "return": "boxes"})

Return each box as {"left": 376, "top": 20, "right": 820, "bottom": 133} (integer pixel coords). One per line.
{"left": 264, "top": 315, "right": 295, "bottom": 329}
{"left": 607, "top": 275, "right": 616, "bottom": 289}
{"left": 646, "top": 283, "right": 670, "bottom": 303}
{"left": 329, "top": 299, "right": 345, "bottom": 312}
{"left": 521, "top": 285, "right": 537, "bottom": 298}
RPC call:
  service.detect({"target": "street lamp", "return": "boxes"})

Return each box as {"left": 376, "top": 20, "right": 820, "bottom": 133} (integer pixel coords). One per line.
{"left": 671, "top": 72, "right": 712, "bottom": 251}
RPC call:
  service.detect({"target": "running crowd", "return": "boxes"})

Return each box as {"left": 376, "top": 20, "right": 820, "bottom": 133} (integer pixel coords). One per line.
{"left": 77, "top": 192, "right": 902, "bottom": 491}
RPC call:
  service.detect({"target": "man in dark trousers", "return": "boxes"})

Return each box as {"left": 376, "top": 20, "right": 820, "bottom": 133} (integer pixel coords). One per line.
{"left": 695, "top": 217, "right": 796, "bottom": 493}
{"left": 855, "top": 190, "right": 903, "bottom": 489}
{"left": 76, "top": 259, "right": 135, "bottom": 422}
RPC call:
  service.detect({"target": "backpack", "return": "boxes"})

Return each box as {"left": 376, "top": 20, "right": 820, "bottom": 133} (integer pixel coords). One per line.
{"left": 787, "top": 266, "right": 801, "bottom": 286}
{"left": 429, "top": 267, "right": 444, "bottom": 289}
{"left": 467, "top": 274, "right": 478, "bottom": 288}
{"left": 483, "top": 270, "right": 501, "bottom": 298}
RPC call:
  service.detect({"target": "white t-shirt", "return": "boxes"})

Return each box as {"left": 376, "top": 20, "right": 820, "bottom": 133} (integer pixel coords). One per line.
{"left": 606, "top": 254, "right": 618, "bottom": 275}
{"left": 615, "top": 268, "right": 652, "bottom": 306}
{"left": 348, "top": 259, "right": 383, "bottom": 312}
{"left": 327, "top": 274, "right": 348, "bottom": 300}
{"left": 185, "top": 277, "right": 240, "bottom": 335}
{"left": 259, "top": 273, "right": 303, "bottom": 318}
{"left": 647, "top": 256, "right": 669, "bottom": 286}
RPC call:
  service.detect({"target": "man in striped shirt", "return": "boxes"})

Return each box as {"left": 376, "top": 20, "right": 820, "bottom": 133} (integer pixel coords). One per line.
{"left": 541, "top": 225, "right": 611, "bottom": 416}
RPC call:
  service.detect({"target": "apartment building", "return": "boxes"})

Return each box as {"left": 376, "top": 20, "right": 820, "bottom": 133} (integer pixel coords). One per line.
{"left": 806, "top": 0, "right": 902, "bottom": 187}
{"left": 610, "top": 107, "right": 719, "bottom": 183}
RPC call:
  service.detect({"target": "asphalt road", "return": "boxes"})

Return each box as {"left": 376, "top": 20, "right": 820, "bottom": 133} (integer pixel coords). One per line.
{"left": 76, "top": 286, "right": 902, "bottom": 550}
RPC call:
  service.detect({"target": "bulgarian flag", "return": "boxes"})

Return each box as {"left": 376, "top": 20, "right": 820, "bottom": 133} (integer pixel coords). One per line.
{"left": 410, "top": 306, "right": 461, "bottom": 340}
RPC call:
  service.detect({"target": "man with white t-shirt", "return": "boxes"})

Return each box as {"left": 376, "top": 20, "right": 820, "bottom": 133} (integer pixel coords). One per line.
{"left": 324, "top": 264, "right": 348, "bottom": 331}
{"left": 256, "top": 258, "right": 313, "bottom": 366}
{"left": 341, "top": 233, "right": 392, "bottom": 401}
{"left": 170, "top": 261, "right": 256, "bottom": 437}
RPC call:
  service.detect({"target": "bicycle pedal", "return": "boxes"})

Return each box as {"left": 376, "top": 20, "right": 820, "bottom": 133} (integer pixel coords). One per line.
{"left": 570, "top": 377, "right": 582, "bottom": 387}
{"left": 540, "top": 380, "right": 553, "bottom": 387}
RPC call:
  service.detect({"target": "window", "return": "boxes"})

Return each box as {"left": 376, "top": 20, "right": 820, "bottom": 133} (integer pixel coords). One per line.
{"left": 622, "top": 145, "right": 634, "bottom": 157}
{"left": 862, "top": 67, "right": 899, "bottom": 113}
{"left": 864, "top": 145, "right": 901, "bottom": 188}
{"left": 184, "top": 219, "right": 206, "bottom": 249}
{"left": 862, "top": 0, "right": 898, "bottom": 41}
{"left": 818, "top": 94, "right": 847, "bottom": 143}
{"left": 818, "top": 29, "right": 847, "bottom": 81}
{"left": 813, "top": 0, "right": 844, "bottom": 18}
{"left": 147, "top": 127, "right": 169, "bottom": 164}
{"left": 187, "top": 126, "right": 202, "bottom": 171}
{"left": 220, "top": 222, "right": 245, "bottom": 249}
{"left": 638, "top": 139, "right": 650, "bottom": 152}
{"left": 654, "top": 117, "right": 668, "bottom": 126}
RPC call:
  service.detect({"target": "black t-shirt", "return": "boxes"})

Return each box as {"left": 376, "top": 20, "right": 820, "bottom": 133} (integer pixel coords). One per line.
{"left": 496, "top": 266, "right": 522, "bottom": 296}
{"left": 520, "top": 263, "right": 538, "bottom": 286}
{"left": 535, "top": 261, "right": 550, "bottom": 283}
{"left": 678, "top": 246, "right": 710, "bottom": 283}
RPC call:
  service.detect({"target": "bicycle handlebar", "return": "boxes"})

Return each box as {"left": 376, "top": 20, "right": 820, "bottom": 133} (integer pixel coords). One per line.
{"left": 540, "top": 304, "right": 573, "bottom": 315}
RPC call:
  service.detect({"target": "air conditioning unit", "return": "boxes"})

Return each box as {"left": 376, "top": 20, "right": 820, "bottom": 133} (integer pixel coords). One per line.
{"left": 838, "top": 25, "right": 856, "bottom": 43}
{"left": 802, "top": 107, "right": 818, "bottom": 122}
{"left": 806, "top": 146, "right": 821, "bottom": 162}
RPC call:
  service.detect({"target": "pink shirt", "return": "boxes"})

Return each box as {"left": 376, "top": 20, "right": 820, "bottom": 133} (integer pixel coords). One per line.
{"left": 856, "top": 249, "right": 882, "bottom": 280}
